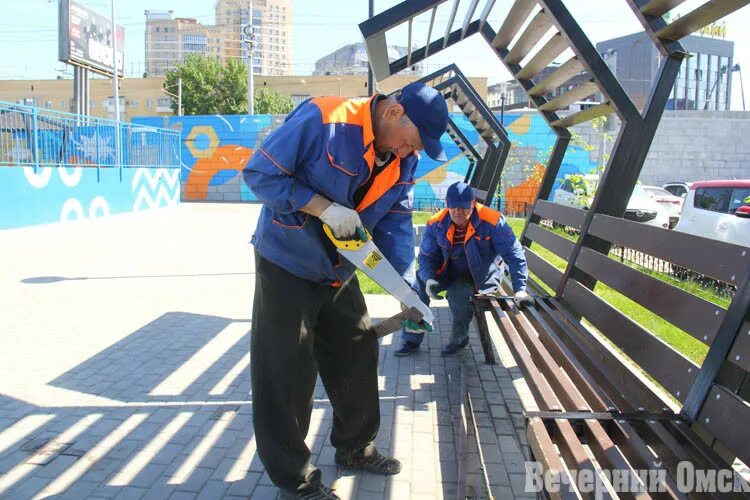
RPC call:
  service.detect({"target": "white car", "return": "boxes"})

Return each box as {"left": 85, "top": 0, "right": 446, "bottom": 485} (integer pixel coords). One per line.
{"left": 643, "top": 185, "right": 683, "bottom": 228}
{"left": 662, "top": 181, "right": 693, "bottom": 199}
{"left": 552, "top": 176, "right": 670, "bottom": 229}
{"left": 673, "top": 180, "right": 750, "bottom": 247}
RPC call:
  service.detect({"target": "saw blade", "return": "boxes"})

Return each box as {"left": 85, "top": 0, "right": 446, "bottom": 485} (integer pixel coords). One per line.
{"left": 337, "top": 240, "right": 434, "bottom": 325}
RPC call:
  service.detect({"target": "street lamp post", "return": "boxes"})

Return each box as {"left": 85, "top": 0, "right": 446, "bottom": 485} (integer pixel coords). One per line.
{"left": 111, "top": 0, "right": 121, "bottom": 169}
{"left": 733, "top": 64, "right": 746, "bottom": 111}
{"left": 246, "top": 2, "right": 255, "bottom": 115}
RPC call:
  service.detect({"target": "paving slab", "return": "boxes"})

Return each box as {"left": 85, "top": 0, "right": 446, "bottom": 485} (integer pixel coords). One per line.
{"left": 0, "top": 203, "right": 531, "bottom": 499}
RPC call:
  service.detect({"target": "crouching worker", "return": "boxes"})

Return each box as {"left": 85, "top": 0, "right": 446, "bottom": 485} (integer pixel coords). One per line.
{"left": 395, "top": 181, "right": 533, "bottom": 357}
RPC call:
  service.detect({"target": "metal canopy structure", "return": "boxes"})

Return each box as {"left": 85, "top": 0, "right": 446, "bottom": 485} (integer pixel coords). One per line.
{"left": 360, "top": 0, "right": 748, "bottom": 287}
{"left": 394, "top": 64, "right": 512, "bottom": 205}
{"left": 360, "top": 0, "right": 750, "bottom": 461}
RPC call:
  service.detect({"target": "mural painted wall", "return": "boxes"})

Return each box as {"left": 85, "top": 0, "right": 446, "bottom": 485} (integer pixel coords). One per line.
{"left": 0, "top": 166, "right": 179, "bottom": 230}
{"left": 134, "top": 111, "right": 601, "bottom": 210}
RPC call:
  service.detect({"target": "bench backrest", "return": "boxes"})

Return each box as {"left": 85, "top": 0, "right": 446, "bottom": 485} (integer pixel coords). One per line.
{"left": 523, "top": 199, "right": 750, "bottom": 468}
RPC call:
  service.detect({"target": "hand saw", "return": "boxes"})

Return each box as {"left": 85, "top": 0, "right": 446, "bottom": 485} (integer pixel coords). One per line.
{"left": 323, "top": 224, "right": 434, "bottom": 334}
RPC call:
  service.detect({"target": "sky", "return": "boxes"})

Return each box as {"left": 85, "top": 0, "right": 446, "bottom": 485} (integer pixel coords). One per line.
{"left": 1, "top": 0, "right": 749, "bottom": 110}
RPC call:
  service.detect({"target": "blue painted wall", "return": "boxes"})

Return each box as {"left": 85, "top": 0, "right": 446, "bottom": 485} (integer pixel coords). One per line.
{"left": 134, "top": 111, "right": 598, "bottom": 210}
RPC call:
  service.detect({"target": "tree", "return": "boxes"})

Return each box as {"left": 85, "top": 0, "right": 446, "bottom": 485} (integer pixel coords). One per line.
{"left": 165, "top": 54, "right": 248, "bottom": 115}
{"left": 254, "top": 87, "right": 294, "bottom": 114}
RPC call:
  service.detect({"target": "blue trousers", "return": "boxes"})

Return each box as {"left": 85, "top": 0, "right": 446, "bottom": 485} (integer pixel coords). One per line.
{"left": 401, "top": 274, "right": 476, "bottom": 347}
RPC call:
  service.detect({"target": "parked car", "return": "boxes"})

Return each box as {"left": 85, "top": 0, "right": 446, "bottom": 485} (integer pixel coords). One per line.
{"left": 552, "top": 175, "right": 670, "bottom": 228}
{"left": 673, "top": 180, "right": 750, "bottom": 247}
{"left": 662, "top": 181, "right": 693, "bottom": 199}
{"left": 643, "top": 185, "right": 683, "bottom": 228}
{"left": 551, "top": 174, "right": 599, "bottom": 210}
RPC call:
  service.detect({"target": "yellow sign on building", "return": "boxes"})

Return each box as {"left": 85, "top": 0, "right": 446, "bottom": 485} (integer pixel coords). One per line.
{"left": 698, "top": 22, "right": 727, "bottom": 39}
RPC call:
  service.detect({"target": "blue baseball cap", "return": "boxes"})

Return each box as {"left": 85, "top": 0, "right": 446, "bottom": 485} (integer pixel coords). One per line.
{"left": 396, "top": 82, "right": 449, "bottom": 161}
{"left": 446, "top": 182, "right": 475, "bottom": 208}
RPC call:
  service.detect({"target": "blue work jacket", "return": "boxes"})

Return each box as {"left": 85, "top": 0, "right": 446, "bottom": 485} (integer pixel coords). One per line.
{"left": 242, "top": 95, "right": 418, "bottom": 286}
{"left": 418, "top": 204, "right": 528, "bottom": 293}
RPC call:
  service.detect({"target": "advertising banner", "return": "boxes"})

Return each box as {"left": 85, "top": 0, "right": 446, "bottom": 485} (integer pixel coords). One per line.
{"left": 59, "top": 0, "right": 125, "bottom": 77}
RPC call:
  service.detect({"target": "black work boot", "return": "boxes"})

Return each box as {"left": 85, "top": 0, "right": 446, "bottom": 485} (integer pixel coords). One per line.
{"left": 335, "top": 445, "right": 401, "bottom": 475}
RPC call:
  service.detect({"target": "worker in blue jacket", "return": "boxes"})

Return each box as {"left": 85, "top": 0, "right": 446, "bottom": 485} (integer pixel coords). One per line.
{"left": 395, "top": 181, "right": 533, "bottom": 357}
{"left": 242, "top": 82, "right": 448, "bottom": 500}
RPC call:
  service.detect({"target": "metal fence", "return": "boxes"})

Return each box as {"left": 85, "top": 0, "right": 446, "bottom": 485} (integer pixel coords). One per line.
{"left": 0, "top": 101, "right": 180, "bottom": 174}
{"left": 610, "top": 245, "right": 736, "bottom": 302}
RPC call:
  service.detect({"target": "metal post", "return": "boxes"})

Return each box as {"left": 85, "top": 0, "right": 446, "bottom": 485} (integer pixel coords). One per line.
{"left": 500, "top": 94, "right": 505, "bottom": 125}
{"left": 738, "top": 65, "right": 746, "bottom": 111}
{"left": 178, "top": 78, "right": 183, "bottom": 116}
{"left": 368, "top": 0, "right": 374, "bottom": 97}
{"left": 247, "top": 1, "right": 255, "bottom": 115}
{"left": 111, "top": 0, "right": 121, "bottom": 176}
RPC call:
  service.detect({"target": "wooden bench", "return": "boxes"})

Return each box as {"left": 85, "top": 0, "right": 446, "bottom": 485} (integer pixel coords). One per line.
{"left": 474, "top": 200, "right": 750, "bottom": 499}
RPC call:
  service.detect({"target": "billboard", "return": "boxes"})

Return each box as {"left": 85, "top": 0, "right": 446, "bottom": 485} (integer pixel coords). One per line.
{"left": 59, "top": 0, "right": 125, "bottom": 77}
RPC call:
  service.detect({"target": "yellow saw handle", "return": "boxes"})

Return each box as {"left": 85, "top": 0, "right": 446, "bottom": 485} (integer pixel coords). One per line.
{"left": 322, "top": 224, "right": 371, "bottom": 250}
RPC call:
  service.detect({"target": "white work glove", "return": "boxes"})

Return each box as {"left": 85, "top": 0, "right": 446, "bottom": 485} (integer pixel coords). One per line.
{"left": 319, "top": 202, "right": 363, "bottom": 238}
{"left": 513, "top": 290, "right": 534, "bottom": 308}
{"left": 425, "top": 278, "right": 442, "bottom": 300}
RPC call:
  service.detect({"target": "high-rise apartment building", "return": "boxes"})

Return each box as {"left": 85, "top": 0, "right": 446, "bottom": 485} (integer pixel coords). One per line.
{"left": 214, "top": 0, "right": 293, "bottom": 76}
{"left": 144, "top": 11, "right": 219, "bottom": 77}
{"left": 144, "top": 1, "right": 293, "bottom": 77}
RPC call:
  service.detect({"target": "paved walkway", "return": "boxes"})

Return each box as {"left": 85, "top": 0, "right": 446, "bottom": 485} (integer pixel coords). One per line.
{"left": 0, "top": 203, "right": 532, "bottom": 499}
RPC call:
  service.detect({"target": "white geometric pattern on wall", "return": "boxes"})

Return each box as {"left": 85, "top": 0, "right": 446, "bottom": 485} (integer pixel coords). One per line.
{"left": 132, "top": 168, "right": 180, "bottom": 211}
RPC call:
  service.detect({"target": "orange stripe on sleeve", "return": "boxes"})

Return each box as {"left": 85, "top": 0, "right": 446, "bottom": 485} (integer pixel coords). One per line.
{"left": 259, "top": 148, "right": 292, "bottom": 176}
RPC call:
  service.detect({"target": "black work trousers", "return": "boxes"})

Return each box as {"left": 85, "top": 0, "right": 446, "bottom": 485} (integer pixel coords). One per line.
{"left": 250, "top": 251, "right": 380, "bottom": 494}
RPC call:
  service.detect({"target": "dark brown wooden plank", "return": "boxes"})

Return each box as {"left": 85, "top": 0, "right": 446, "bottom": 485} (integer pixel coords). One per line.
{"left": 582, "top": 421, "right": 655, "bottom": 500}
{"left": 553, "top": 419, "right": 611, "bottom": 500}
{"left": 576, "top": 247, "right": 726, "bottom": 344}
{"left": 505, "top": 303, "right": 592, "bottom": 411}
{"left": 526, "top": 418, "right": 579, "bottom": 500}
{"left": 533, "top": 199, "right": 586, "bottom": 229}
{"left": 697, "top": 384, "right": 750, "bottom": 466}
{"left": 487, "top": 299, "right": 563, "bottom": 411}
{"left": 589, "top": 213, "right": 750, "bottom": 285}
{"left": 727, "top": 320, "right": 750, "bottom": 373}
{"left": 609, "top": 422, "right": 684, "bottom": 499}
{"left": 540, "top": 298, "right": 671, "bottom": 412}
{"left": 525, "top": 247, "right": 564, "bottom": 292}
{"left": 562, "top": 278, "right": 699, "bottom": 402}
{"left": 525, "top": 305, "right": 614, "bottom": 411}
{"left": 526, "top": 223, "right": 575, "bottom": 261}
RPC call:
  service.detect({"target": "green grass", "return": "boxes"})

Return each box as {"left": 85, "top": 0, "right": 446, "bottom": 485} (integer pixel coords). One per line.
{"left": 356, "top": 211, "right": 434, "bottom": 294}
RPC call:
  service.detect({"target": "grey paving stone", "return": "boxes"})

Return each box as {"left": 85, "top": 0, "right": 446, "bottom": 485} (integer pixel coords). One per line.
{"left": 226, "top": 471, "right": 261, "bottom": 496}
{"left": 113, "top": 486, "right": 148, "bottom": 500}
{"left": 196, "top": 480, "right": 229, "bottom": 500}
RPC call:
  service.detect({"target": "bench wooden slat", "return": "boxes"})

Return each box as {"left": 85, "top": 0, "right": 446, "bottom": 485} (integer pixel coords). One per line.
{"left": 505, "top": 303, "right": 592, "bottom": 411}
{"left": 727, "top": 320, "right": 750, "bottom": 373}
{"left": 697, "top": 384, "right": 750, "bottom": 466}
{"left": 539, "top": 298, "right": 670, "bottom": 412}
{"left": 576, "top": 247, "right": 725, "bottom": 344}
{"left": 487, "top": 301, "right": 563, "bottom": 411}
{"left": 589, "top": 213, "right": 750, "bottom": 285}
{"left": 562, "top": 278, "right": 699, "bottom": 402}
{"left": 524, "top": 247, "right": 563, "bottom": 292}
{"left": 525, "top": 305, "right": 614, "bottom": 411}
{"left": 526, "top": 223, "right": 575, "bottom": 261}
{"left": 610, "top": 422, "right": 684, "bottom": 498}
{"left": 533, "top": 199, "right": 586, "bottom": 229}
{"left": 554, "top": 419, "right": 611, "bottom": 500}
{"left": 526, "top": 418, "right": 579, "bottom": 500}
